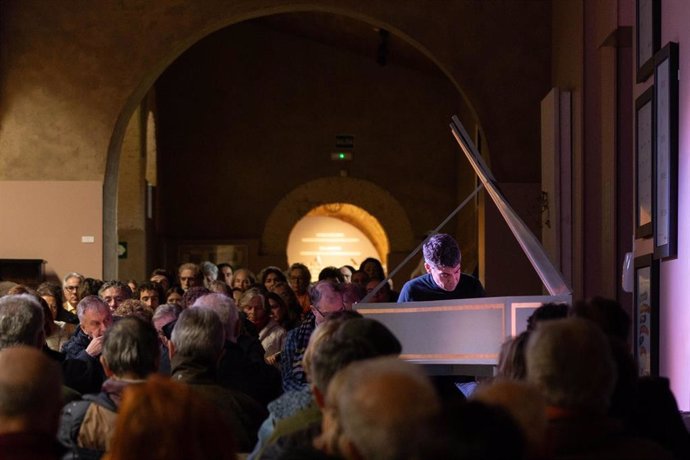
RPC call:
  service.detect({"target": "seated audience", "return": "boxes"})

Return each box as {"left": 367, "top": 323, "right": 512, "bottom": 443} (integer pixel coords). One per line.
{"left": 63, "top": 272, "right": 85, "bottom": 314}
{"left": 58, "top": 317, "right": 159, "bottom": 458}
{"left": 169, "top": 307, "right": 266, "bottom": 451}
{"left": 177, "top": 263, "right": 203, "bottom": 292}
{"left": 200, "top": 261, "right": 219, "bottom": 288}
{"left": 526, "top": 317, "right": 673, "bottom": 459}
{"left": 239, "top": 287, "right": 286, "bottom": 366}
{"left": 0, "top": 346, "right": 64, "bottom": 459}
{"left": 104, "top": 375, "right": 237, "bottom": 460}
{"left": 269, "top": 282, "right": 302, "bottom": 327}
{"left": 281, "top": 281, "right": 348, "bottom": 391}
{"left": 113, "top": 299, "right": 153, "bottom": 322}
{"left": 134, "top": 281, "right": 163, "bottom": 311}
{"left": 259, "top": 267, "right": 288, "bottom": 291}
{"left": 287, "top": 263, "right": 312, "bottom": 315}
{"left": 319, "top": 357, "right": 440, "bottom": 460}
{"left": 233, "top": 268, "right": 256, "bottom": 292}
{"left": 317, "top": 267, "right": 344, "bottom": 284}
{"left": 164, "top": 286, "right": 184, "bottom": 306}
{"left": 149, "top": 268, "right": 173, "bottom": 292}
{"left": 98, "top": 281, "right": 132, "bottom": 313}
{"left": 192, "top": 293, "right": 282, "bottom": 407}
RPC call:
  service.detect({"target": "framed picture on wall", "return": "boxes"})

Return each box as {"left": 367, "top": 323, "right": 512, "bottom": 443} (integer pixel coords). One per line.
{"left": 634, "top": 254, "right": 659, "bottom": 377}
{"left": 636, "top": 0, "right": 661, "bottom": 83}
{"left": 653, "top": 42, "right": 679, "bottom": 260}
{"left": 635, "top": 86, "right": 654, "bottom": 238}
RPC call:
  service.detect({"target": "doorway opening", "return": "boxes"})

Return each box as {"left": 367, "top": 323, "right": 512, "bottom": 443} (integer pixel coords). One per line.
{"left": 286, "top": 203, "right": 388, "bottom": 276}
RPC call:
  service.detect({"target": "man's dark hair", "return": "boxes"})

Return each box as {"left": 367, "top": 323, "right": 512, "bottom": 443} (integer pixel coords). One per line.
{"left": 422, "top": 233, "right": 461, "bottom": 268}
{"left": 526, "top": 302, "right": 568, "bottom": 332}
{"left": 102, "top": 316, "right": 159, "bottom": 378}
{"left": 318, "top": 266, "right": 344, "bottom": 283}
{"left": 98, "top": 280, "right": 133, "bottom": 299}
{"left": 288, "top": 263, "right": 312, "bottom": 284}
{"left": 135, "top": 281, "right": 164, "bottom": 302}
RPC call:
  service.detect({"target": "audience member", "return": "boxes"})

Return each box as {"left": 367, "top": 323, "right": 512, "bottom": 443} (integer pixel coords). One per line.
{"left": 321, "top": 357, "right": 440, "bottom": 460}
{"left": 177, "top": 263, "right": 202, "bottom": 292}
{"left": 113, "top": 299, "right": 153, "bottom": 322}
{"left": 338, "top": 265, "right": 354, "bottom": 283}
{"left": 287, "top": 263, "right": 312, "bottom": 314}
{"left": 63, "top": 272, "right": 84, "bottom": 314}
{"left": 78, "top": 278, "right": 104, "bottom": 300}
{"left": 181, "top": 286, "right": 210, "bottom": 309}
{"left": 358, "top": 257, "right": 385, "bottom": 281}
{"left": 149, "top": 268, "right": 173, "bottom": 292}
{"left": 104, "top": 375, "right": 237, "bottom": 460}
{"left": 218, "top": 263, "right": 234, "bottom": 286}
{"left": 98, "top": 281, "right": 132, "bottom": 312}
{"left": 134, "top": 281, "right": 163, "bottom": 311}
{"left": 239, "top": 287, "right": 286, "bottom": 366}
{"left": 209, "top": 279, "right": 232, "bottom": 295}
{"left": 526, "top": 317, "right": 672, "bottom": 459}
{"left": 37, "top": 282, "right": 78, "bottom": 324}
{"left": 200, "top": 261, "right": 219, "bottom": 289}
{"left": 58, "top": 317, "right": 159, "bottom": 458}
{"left": 282, "top": 281, "right": 347, "bottom": 391}
{"left": 341, "top": 283, "right": 365, "bottom": 310}
{"left": 526, "top": 302, "right": 568, "bottom": 331}
{"left": 350, "top": 270, "right": 369, "bottom": 290}
{"left": 317, "top": 266, "right": 344, "bottom": 284}
{"left": 496, "top": 330, "right": 530, "bottom": 380}
{"left": 164, "top": 286, "right": 184, "bottom": 306}
{"left": 0, "top": 347, "right": 63, "bottom": 459}
{"left": 192, "top": 293, "right": 283, "bottom": 407}
{"left": 169, "top": 307, "right": 266, "bottom": 451}
{"left": 233, "top": 268, "right": 256, "bottom": 292}
{"left": 266, "top": 291, "right": 299, "bottom": 331}
{"left": 151, "top": 303, "right": 181, "bottom": 375}
{"left": 349, "top": 270, "right": 369, "bottom": 289}
{"left": 259, "top": 267, "right": 288, "bottom": 291}
{"left": 269, "top": 281, "right": 302, "bottom": 326}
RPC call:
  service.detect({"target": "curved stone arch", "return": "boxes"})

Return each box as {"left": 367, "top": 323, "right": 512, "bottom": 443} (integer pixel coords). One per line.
{"left": 262, "top": 177, "right": 414, "bottom": 261}
{"left": 103, "top": 3, "right": 481, "bottom": 277}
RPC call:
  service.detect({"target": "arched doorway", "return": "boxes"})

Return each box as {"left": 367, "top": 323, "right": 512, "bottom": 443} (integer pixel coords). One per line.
{"left": 107, "top": 8, "right": 479, "bottom": 279}
{"left": 287, "top": 203, "right": 388, "bottom": 276}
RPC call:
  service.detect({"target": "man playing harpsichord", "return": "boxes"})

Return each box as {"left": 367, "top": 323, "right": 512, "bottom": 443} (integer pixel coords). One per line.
{"left": 398, "top": 233, "right": 485, "bottom": 302}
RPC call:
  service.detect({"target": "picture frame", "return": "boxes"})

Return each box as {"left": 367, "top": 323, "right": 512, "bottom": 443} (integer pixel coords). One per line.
{"left": 653, "top": 42, "right": 679, "bottom": 260}
{"left": 635, "top": 86, "right": 654, "bottom": 238}
{"left": 636, "top": 0, "right": 661, "bottom": 83}
{"left": 634, "top": 254, "right": 659, "bottom": 377}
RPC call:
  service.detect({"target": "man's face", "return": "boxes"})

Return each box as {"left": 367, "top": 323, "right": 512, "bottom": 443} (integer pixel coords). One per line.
{"left": 101, "top": 287, "right": 128, "bottom": 311}
{"left": 425, "top": 263, "right": 461, "bottom": 292}
{"left": 339, "top": 267, "right": 352, "bottom": 283}
{"left": 366, "top": 280, "right": 388, "bottom": 303}
{"left": 350, "top": 272, "right": 368, "bottom": 288}
{"left": 63, "top": 277, "right": 81, "bottom": 305}
{"left": 289, "top": 269, "right": 308, "bottom": 294}
{"left": 81, "top": 307, "right": 112, "bottom": 339}
{"left": 312, "top": 284, "right": 344, "bottom": 325}
{"left": 179, "top": 269, "right": 197, "bottom": 291}
{"left": 139, "top": 289, "right": 160, "bottom": 310}
{"left": 221, "top": 266, "right": 233, "bottom": 286}
{"left": 233, "top": 271, "right": 251, "bottom": 291}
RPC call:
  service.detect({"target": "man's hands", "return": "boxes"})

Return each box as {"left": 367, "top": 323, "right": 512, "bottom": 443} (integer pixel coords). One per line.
{"left": 85, "top": 335, "right": 104, "bottom": 357}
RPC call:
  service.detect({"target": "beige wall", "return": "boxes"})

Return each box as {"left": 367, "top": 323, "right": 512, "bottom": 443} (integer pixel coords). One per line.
{"left": 0, "top": 181, "right": 103, "bottom": 282}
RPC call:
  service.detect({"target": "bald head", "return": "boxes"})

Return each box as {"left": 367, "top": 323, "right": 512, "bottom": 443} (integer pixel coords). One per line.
{"left": 0, "top": 346, "right": 62, "bottom": 434}
{"left": 328, "top": 357, "right": 440, "bottom": 460}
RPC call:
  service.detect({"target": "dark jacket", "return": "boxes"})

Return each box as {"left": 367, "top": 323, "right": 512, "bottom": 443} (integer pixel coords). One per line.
{"left": 171, "top": 355, "right": 268, "bottom": 452}
{"left": 218, "top": 338, "right": 282, "bottom": 406}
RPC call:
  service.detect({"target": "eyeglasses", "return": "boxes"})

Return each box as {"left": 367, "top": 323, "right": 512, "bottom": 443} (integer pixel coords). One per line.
{"left": 64, "top": 286, "right": 79, "bottom": 291}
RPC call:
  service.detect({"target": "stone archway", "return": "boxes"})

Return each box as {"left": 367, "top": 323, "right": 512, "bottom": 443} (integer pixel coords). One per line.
{"left": 262, "top": 177, "right": 414, "bottom": 265}
{"left": 103, "top": 4, "right": 479, "bottom": 278}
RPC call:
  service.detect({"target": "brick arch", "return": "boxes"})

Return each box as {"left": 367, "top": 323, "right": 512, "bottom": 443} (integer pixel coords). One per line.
{"left": 261, "top": 177, "right": 414, "bottom": 261}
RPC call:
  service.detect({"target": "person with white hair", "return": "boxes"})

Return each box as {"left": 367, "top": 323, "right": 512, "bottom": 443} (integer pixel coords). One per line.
{"left": 526, "top": 317, "right": 673, "bottom": 459}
